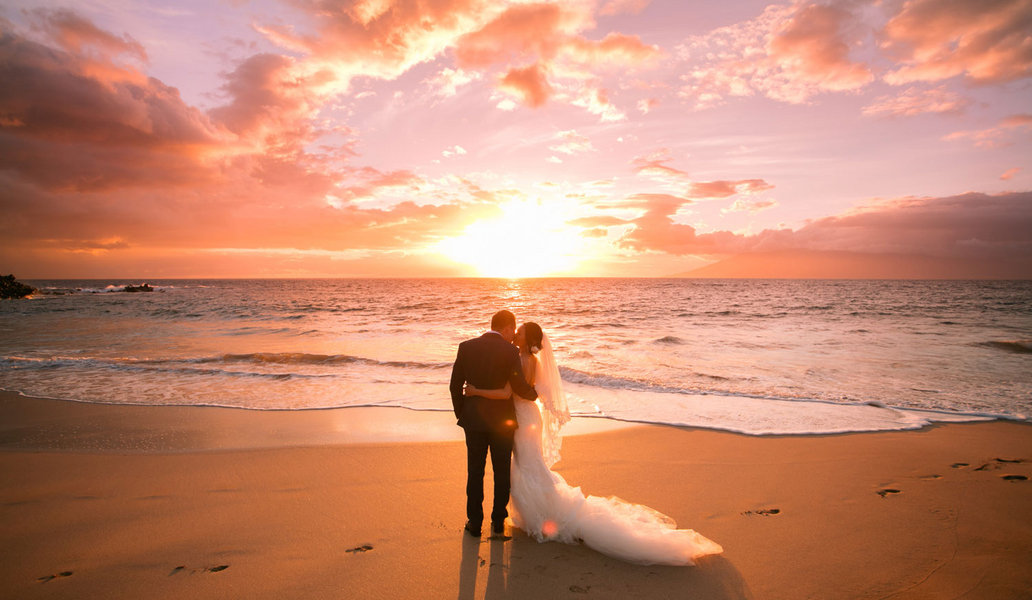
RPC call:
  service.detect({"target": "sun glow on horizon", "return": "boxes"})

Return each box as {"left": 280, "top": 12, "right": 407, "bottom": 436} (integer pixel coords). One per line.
{"left": 436, "top": 199, "right": 584, "bottom": 277}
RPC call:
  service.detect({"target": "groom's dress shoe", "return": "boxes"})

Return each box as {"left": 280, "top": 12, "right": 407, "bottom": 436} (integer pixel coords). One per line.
{"left": 464, "top": 521, "right": 482, "bottom": 537}
{"left": 491, "top": 521, "right": 505, "bottom": 535}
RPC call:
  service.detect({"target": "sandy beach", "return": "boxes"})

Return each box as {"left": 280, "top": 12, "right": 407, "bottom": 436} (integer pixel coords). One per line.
{"left": 1, "top": 390, "right": 1030, "bottom": 599}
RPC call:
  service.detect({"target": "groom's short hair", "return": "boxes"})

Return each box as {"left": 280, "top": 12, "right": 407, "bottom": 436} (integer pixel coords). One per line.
{"left": 491, "top": 310, "right": 516, "bottom": 331}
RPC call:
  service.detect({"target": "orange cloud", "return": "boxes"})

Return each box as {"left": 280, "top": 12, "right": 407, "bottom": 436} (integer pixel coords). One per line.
{"left": 258, "top": 0, "right": 501, "bottom": 85}
{"left": 210, "top": 54, "right": 313, "bottom": 141}
{"left": 455, "top": 3, "right": 567, "bottom": 68}
{"left": 0, "top": 11, "right": 517, "bottom": 274}
{"left": 690, "top": 179, "right": 773, "bottom": 199}
{"left": 768, "top": 3, "right": 873, "bottom": 93}
{"left": 453, "top": 3, "right": 657, "bottom": 110}
{"left": 882, "top": 0, "right": 1032, "bottom": 85}
{"left": 499, "top": 63, "right": 553, "bottom": 107}
{"left": 568, "top": 215, "right": 629, "bottom": 228}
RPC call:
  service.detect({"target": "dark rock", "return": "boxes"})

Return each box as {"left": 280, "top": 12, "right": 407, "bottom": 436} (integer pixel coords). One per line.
{"left": 123, "top": 283, "right": 154, "bottom": 293}
{"left": 0, "top": 274, "right": 36, "bottom": 299}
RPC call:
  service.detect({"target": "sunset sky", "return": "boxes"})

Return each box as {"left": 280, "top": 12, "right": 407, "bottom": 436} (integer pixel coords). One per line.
{"left": 1, "top": 0, "right": 1030, "bottom": 278}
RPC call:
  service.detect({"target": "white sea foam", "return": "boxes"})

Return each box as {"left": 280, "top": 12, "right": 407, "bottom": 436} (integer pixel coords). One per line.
{"left": 562, "top": 383, "right": 996, "bottom": 436}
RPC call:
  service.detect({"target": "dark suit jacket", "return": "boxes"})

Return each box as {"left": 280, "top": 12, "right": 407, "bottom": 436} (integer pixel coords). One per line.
{"left": 450, "top": 332, "right": 538, "bottom": 432}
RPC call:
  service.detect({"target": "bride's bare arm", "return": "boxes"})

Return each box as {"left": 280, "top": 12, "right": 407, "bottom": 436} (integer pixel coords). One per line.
{"left": 522, "top": 355, "right": 537, "bottom": 386}
{"left": 464, "top": 383, "right": 511, "bottom": 400}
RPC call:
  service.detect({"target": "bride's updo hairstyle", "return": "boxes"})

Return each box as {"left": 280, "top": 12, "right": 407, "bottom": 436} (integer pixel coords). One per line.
{"left": 524, "top": 322, "right": 544, "bottom": 354}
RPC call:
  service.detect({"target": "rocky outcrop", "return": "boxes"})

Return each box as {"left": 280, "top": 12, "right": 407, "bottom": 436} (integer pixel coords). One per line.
{"left": 1, "top": 274, "right": 36, "bottom": 299}
{"left": 123, "top": 284, "right": 154, "bottom": 293}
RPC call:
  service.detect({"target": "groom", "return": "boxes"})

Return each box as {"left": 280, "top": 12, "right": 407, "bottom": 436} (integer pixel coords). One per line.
{"left": 450, "top": 310, "right": 538, "bottom": 537}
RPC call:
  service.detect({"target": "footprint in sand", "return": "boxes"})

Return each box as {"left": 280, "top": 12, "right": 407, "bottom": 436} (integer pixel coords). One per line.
{"left": 921, "top": 474, "right": 943, "bottom": 480}
{"left": 1002, "top": 475, "right": 1028, "bottom": 482}
{"left": 951, "top": 462, "right": 969, "bottom": 469}
{"left": 877, "top": 488, "right": 902, "bottom": 498}
{"left": 742, "top": 508, "right": 780, "bottom": 516}
{"left": 37, "top": 571, "right": 73, "bottom": 583}
{"left": 974, "top": 458, "right": 1024, "bottom": 472}
{"left": 169, "top": 565, "right": 228, "bottom": 575}
{"left": 345, "top": 544, "right": 374, "bottom": 553}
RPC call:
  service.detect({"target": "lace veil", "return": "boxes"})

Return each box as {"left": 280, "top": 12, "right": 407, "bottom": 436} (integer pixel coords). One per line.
{"left": 535, "top": 332, "right": 570, "bottom": 467}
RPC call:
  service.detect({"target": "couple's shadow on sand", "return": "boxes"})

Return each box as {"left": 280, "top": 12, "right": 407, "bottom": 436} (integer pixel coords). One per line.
{"left": 457, "top": 530, "right": 750, "bottom": 600}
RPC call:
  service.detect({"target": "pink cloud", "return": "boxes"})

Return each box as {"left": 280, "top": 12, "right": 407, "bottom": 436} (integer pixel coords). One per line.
{"left": 570, "top": 86, "right": 626, "bottom": 121}
{"left": 29, "top": 8, "right": 147, "bottom": 63}
{"left": 637, "top": 97, "right": 659, "bottom": 114}
{"left": 862, "top": 85, "right": 972, "bottom": 117}
{"left": 944, "top": 113, "right": 1032, "bottom": 148}
{"left": 331, "top": 168, "right": 424, "bottom": 205}
{"left": 724, "top": 198, "right": 779, "bottom": 213}
{"left": 1000, "top": 167, "right": 1021, "bottom": 180}
{"left": 618, "top": 192, "right": 1032, "bottom": 260}
{"left": 206, "top": 52, "right": 340, "bottom": 157}
{"left": 549, "top": 130, "right": 596, "bottom": 155}
{"left": 425, "top": 67, "right": 481, "bottom": 97}
{"left": 678, "top": 0, "right": 1030, "bottom": 110}
{"left": 599, "top": 0, "right": 651, "bottom": 17}
{"left": 632, "top": 152, "right": 774, "bottom": 199}
{"left": 678, "top": 2, "right": 872, "bottom": 107}
{"left": 882, "top": 0, "right": 1032, "bottom": 85}
{"left": 0, "top": 22, "right": 229, "bottom": 192}
{"left": 561, "top": 33, "right": 661, "bottom": 67}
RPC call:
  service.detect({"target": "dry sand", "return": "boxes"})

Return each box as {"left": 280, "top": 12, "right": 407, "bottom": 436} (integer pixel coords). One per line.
{"left": 1, "top": 391, "right": 1030, "bottom": 599}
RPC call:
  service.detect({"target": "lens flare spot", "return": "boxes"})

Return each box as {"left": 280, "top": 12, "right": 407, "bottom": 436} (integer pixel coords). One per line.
{"left": 542, "top": 520, "right": 558, "bottom": 537}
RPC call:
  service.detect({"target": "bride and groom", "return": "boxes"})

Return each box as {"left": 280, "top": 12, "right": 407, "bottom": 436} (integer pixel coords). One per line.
{"left": 449, "top": 310, "right": 722, "bottom": 566}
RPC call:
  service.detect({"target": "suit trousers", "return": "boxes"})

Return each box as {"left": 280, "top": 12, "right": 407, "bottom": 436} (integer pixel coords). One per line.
{"left": 463, "top": 428, "right": 515, "bottom": 525}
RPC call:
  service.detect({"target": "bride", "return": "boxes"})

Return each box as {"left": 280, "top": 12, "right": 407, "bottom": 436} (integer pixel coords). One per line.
{"left": 464, "top": 322, "right": 723, "bottom": 566}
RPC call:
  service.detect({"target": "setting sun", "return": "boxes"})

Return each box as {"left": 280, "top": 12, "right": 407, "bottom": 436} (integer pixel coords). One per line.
{"left": 436, "top": 199, "right": 584, "bottom": 277}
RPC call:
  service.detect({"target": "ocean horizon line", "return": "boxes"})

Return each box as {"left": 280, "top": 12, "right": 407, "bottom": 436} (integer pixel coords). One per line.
{"left": 19, "top": 275, "right": 1032, "bottom": 282}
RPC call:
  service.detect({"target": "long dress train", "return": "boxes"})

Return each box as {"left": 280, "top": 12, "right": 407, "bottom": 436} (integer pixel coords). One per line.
{"left": 507, "top": 334, "right": 722, "bottom": 566}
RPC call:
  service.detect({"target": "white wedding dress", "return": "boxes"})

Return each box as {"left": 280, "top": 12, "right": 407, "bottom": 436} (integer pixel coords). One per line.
{"left": 508, "top": 333, "right": 723, "bottom": 566}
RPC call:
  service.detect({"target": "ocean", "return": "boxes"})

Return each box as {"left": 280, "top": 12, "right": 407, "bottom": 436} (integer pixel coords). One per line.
{"left": 2, "top": 278, "right": 1030, "bottom": 435}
